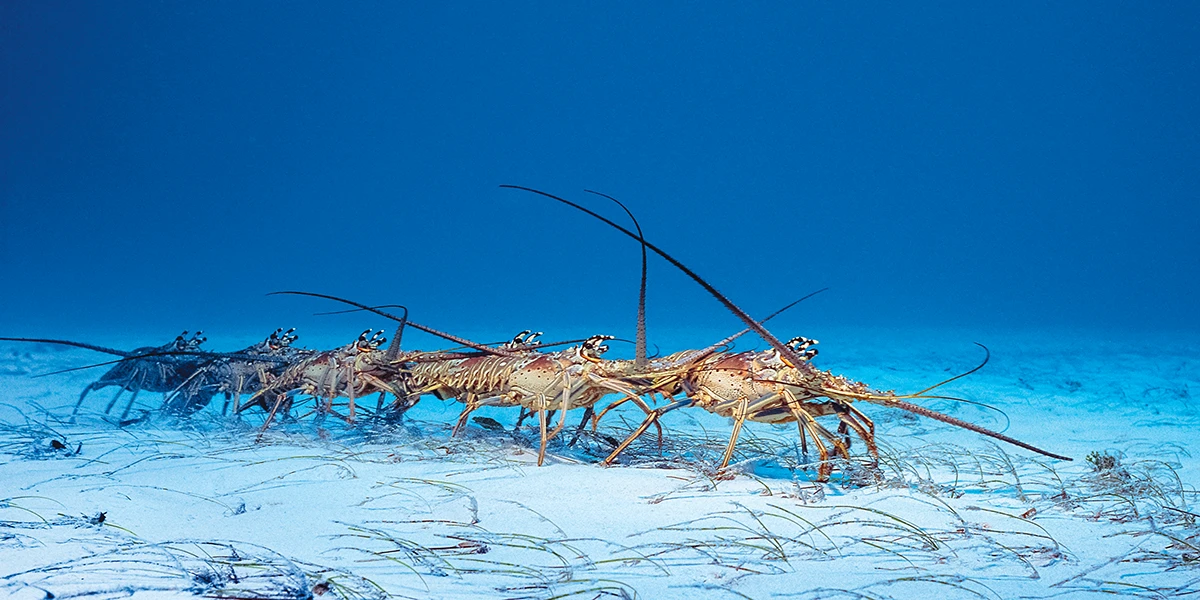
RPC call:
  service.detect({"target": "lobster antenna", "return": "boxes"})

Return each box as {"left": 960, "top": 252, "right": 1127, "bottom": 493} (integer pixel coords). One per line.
{"left": 501, "top": 185, "right": 806, "bottom": 365}
{"left": 35, "top": 358, "right": 140, "bottom": 377}
{"left": 885, "top": 398, "right": 1069, "bottom": 461}
{"left": 268, "top": 291, "right": 521, "bottom": 358}
{"left": 532, "top": 336, "right": 639, "bottom": 351}
{"left": 502, "top": 185, "right": 1072, "bottom": 461}
{"left": 584, "top": 189, "right": 648, "bottom": 368}
{"left": 0, "top": 337, "right": 133, "bottom": 358}
{"left": 908, "top": 342, "right": 990, "bottom": 397}
{"left": 645, "top": 288, "right": 826, "bottom": 372}
{"left": 31, "top": 349, "right": 290, "bottom": 378}
{"left": 384, "top": 305, "right": 408, "bottom": 361}
{"left": 910, "top": 394, "right": 1012, "bottom": 432}
{"left": 437, "top": 339, "right": 532, "bottom": 352}
{"left": 703, "top": 287, "right": 828, "bottom": 358}
{"left": 312, "top": 304, "right": 409, "bottom": 316}
{"left": 434, "top": 336, "right": 637, "bottom": 354}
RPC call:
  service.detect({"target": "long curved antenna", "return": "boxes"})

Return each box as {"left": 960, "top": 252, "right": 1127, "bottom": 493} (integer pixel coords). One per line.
{"left": 747, "top": 345, "right": 989, "bottom": 404}
{"left": 384, "top": 305, "right": 408, "bottom": 361}
{"left": 268, "top": 291, "right": 520, "bottom": 358}
{"left": 533, "top": 336, "right": 638, "bottom": 351}
{"left": 645, "top": 289, "right": 828, "bottom": 374}
{"left": 0, "top": 337, "right": 133, "bottom": 358}
{"left": 436, "top": 339, "right": 535, "bottom": 352}
{"left": 35, "top": 359, "right": 135, "bottom": 377}
{"left": 312, "top": 304, "right": 409, "bottom": 316}
{"left": 584, "top": 189, "right": 648, "bottom": 368}
{"left": 434, "top": 336, "right": 637, "bottom": 354}
{"left": 908, "top": 394, "right": 1012, "bottom": 432}
{"left": 887, "top": 398, "right": 1069, "bottom": 460}
{"left": 32, "top": 349, "right": 291, "bottom": 378}
{"left": 501, "top": 185, "right": 801, "bottom": 365}
{"left": 503, "top": 185, "right": 1072, "bottom": 461}
{"left": 702, "top": 287, "right": 828, "bottom": 359}
{"left": 908, "top": 343, "right": 990, "bottom": 397}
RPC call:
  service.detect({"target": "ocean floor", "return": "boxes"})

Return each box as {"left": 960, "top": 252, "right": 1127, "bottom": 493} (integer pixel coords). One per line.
{"left": 1, "top": 328, "right": 1197, "bottom": 599}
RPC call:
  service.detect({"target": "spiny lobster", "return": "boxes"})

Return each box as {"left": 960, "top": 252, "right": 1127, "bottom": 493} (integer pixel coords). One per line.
{"left": 502, "top": 185, "right": 1073, "bottom": 479}
{"left": 0, "top": 331, "right": 209, "bottom": 421}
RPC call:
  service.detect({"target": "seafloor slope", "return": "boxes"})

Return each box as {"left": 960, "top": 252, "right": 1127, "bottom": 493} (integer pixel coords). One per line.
{"left": 1, "top": 329, "right": 1196, "bottom": 599}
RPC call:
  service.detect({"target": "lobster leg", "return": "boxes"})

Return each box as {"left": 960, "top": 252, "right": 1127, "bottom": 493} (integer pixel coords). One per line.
{"left": 325, "top": 366, "right": 340, "bottom": 417}
{"left": 566, "top": 407, "right": 594, "bottom": 447}
{"left": 847, "top": 403, "right": 875, "bottom": 436}
{"left": 451, "top": 393, "right": 481, "bottom": 436}
{"left": 719, "top": 392, "right": 796, "bottom": 470}
{"left": 244, "top": 366, "right": 270, "bottom": 413}
{"left": 591, "top": 397, "right": 632, "bottom": 429}
{"left": 836, "top": 407, "right": 877, "bottom": 460}
{"left": 346, "top": 364, "right": 357, "bottom": 424}
{"left": 227, "top": 374, "right": 246, "bottom": 415}
{"left": 314, "top": 360, "right": 336, "bottom": 416}
{"left": 256, "top": 390, "right": 292, "bottom": 441}
{"left": 382, "top": 380, "right": 418, "bottom": 421}
{"left": 118, "top": 386, "right": 141, "bottom": 422}
{"left": 779, "top": 390, "right": 810, "bottom": 459}
{"left": 795, "top": 410, "right": 849, "bottom": 481}
{"left": 74, "top": 381, "right": 107, "bottom": 419}
{"left": 798, "top": 415, "right": 833, "bottom": 481}
{"left": 514, "top": 407, "right": 534, "bottom": 430}
{"left": 537, "top": 398, "right": 550, "bottom": 466}
{"left": 587, "top": 376, "right": 666, "bottom": 447}
{"left": 543, "top": 371, "right": 574, "bottom": 446}
{"left": 103, "top": 381, "right": 127, "bottom": 415}
{"left": 602, "top": 398, "right": 693, "bottom": 465}
{"left": 717, "top": 397, "right": 755, "bottom": 470}
{"left": 118, "top": 372, "right": 147, "bottom": 421}
{"left": 357, "top": 372, "right": 406, "bottom": 419}
{"left": 385, "top": 384, "right": 414, "bottom": 419}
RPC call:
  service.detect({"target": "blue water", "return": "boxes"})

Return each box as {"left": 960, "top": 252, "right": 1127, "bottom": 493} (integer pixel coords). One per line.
{"left": 3, "top": 8, "right": 1200, "bottom": 596}
{"left": 2, "top": 3, "right": 1198, "bottom": 346}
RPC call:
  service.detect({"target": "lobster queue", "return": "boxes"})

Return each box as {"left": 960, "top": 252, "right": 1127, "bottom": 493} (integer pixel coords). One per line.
{"left": 0, "top": 187, "right": 1073, "bottom": 480}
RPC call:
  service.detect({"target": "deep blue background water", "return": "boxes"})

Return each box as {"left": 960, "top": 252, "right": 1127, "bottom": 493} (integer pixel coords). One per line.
{"left": 2, "top": 3, "right": 1198, "bottom": 350}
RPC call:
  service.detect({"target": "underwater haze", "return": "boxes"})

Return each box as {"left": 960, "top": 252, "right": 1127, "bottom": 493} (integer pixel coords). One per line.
{"left": 4, "top": 5, "right": 1200, "bottom": 600}
{"left": 2, "top": 2, "right": 1198, "bottom": 343}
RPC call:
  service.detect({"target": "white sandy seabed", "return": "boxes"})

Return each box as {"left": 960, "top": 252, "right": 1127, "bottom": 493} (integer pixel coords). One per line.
{"left": 0, "top": 327, "right": 1197, "bottom": 600}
